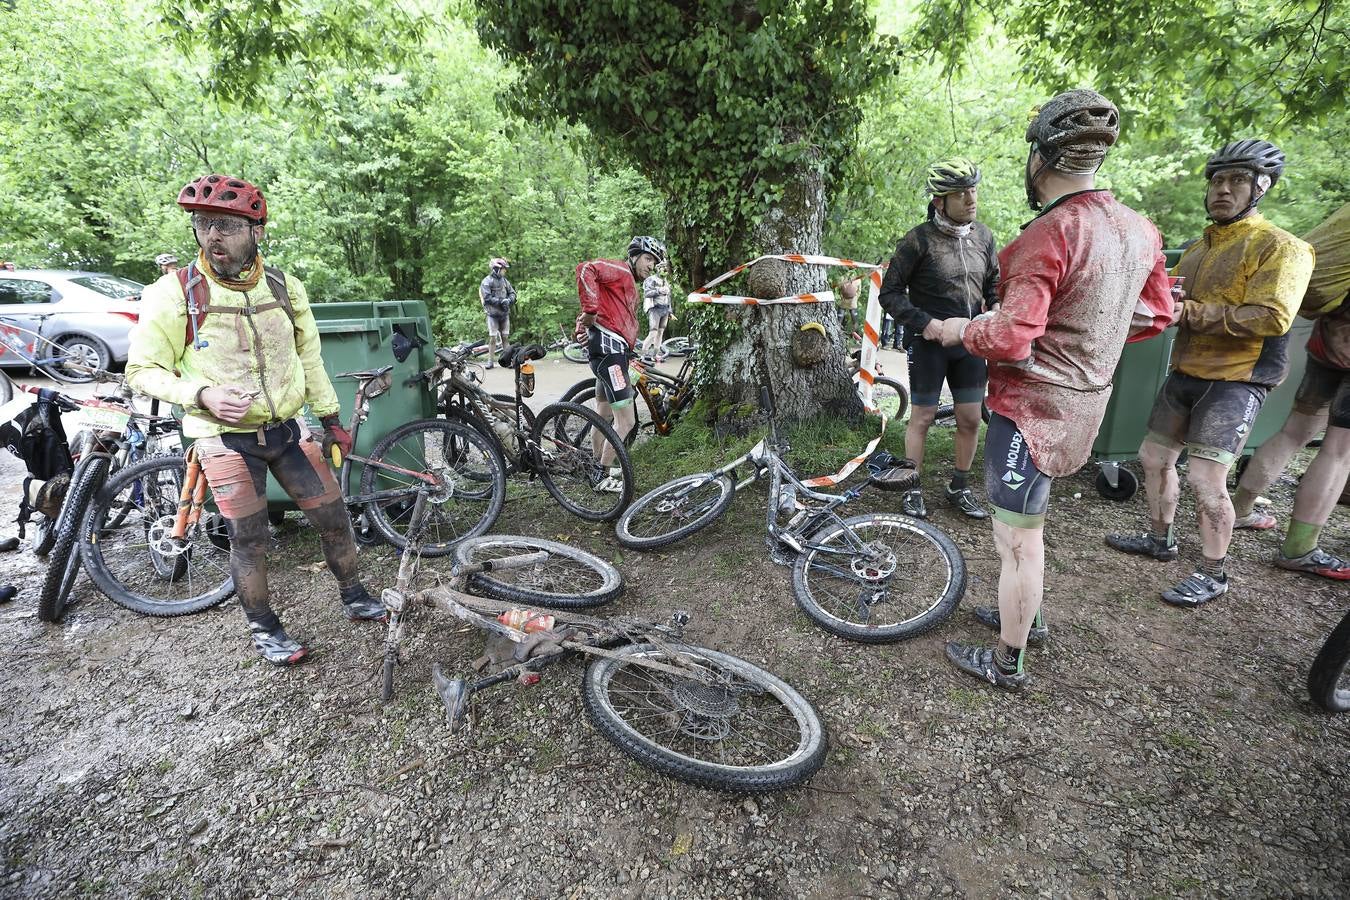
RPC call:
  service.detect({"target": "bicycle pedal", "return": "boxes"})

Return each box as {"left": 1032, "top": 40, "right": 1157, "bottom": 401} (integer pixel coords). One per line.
{"left": 768, "top": 546, "right": 799, "bottom": 567}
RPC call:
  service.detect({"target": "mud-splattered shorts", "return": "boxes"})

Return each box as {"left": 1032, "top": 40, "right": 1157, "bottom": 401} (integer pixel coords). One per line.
{"left": 194, "top": 419, "right": 341, "bottom": 519}
{"left": 983, "top": 411, "right": 1053, "bottom": 528}
{"left": 1293, "top": 355, "right": 1350, "bottom": 429}
{"left": 1145, "top": 372, "right": 1268, "bottom": 465}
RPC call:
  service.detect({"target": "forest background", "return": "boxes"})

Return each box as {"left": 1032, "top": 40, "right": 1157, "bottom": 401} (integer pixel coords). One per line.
{"left": 1, "top": 0, "right": 1345, "bottom": 346}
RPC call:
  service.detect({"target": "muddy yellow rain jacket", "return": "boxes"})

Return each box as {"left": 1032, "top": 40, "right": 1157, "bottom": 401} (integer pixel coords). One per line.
{"left": 1301, "top": 204, "right": 1350, "bottom": 370}
{"left": 1171, "top": 212, "right": 1314, "bottom": 387}
{"left": 126, "top": 269, "right": 340, "bottom": 438}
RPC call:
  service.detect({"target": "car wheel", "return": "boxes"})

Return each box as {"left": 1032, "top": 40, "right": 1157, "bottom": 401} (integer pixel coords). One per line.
{"left": 43, "top": 333, "right": 111, "bottom": 383}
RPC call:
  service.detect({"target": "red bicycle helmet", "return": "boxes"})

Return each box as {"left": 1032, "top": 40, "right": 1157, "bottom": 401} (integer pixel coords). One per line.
{"left": 177, "top": 174, "right": 268, "bottom": 224}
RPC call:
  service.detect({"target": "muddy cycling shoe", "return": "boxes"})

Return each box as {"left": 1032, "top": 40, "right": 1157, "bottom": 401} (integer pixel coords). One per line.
{"left": 1105, "top": 531, "right": 1178, "bottom": 561}
{"left": 945, "top": 487, "right": 989, "bottom": 519}
{"left": 1274, "top": 548, "right": 1350, "bottom": 581}
{"left": 0, "top": 537, "right": 19, "bottom": 552}
{"left": 1234, "top": 511, "right": 1278, "bottom": 530}
{"left": 944, "top": 641, "right": 1029, "bottom": 690}
{"left": 972, "top": 606, "right": 1048, "bottom": 645}
{"left": 1160, "top": 572, "right": 1228, "bottom": 608}
{"left": 592, "top": 466, "right": 625, "bottom": 494}
{"left": 249, "top": 622, "right": 309, "bottom": 666}
{"left": 900, "top": 489, "right": 928, "bottom": 519}
{"left": 0, "top": 585, "right": 17, "bottom": 604}
{"left": 341, "top": 586, "right": 388, "bottom": 622}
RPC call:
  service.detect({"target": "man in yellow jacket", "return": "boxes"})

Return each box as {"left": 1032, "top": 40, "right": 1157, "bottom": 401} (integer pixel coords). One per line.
{"left": 127, "top": 174, "right": 383, "bottom": 665}
{"left": 1107, "top": 141, "right": 1315, "bottom": 607}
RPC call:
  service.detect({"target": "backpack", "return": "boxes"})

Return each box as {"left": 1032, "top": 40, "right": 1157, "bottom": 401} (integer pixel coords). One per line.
{"left": 0, "top": 390, "right": 74, "bottom": 535}
{"left": 177, "top": 260, "right": 296, "bottom": 351}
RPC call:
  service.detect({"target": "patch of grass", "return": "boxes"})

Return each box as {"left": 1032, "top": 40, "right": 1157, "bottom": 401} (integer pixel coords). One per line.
{"left": 154, "top": 758, "right": 175, "bottom": 775}
{"left": 946, "top": 686, "right": 990, "bottom": 712}
{"left": 1163, "top": 729, "right": 1203, "bottom": 754}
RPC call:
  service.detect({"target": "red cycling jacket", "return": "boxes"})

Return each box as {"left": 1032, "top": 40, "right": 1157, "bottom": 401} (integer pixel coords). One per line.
{"left": 576, "top": 258, "right": 640, "bottom": 347}
{"left": 963, "top": 190, "right": 1174, "bottom": 476}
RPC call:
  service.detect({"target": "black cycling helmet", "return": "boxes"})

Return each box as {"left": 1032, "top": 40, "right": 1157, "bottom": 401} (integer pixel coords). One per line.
{"left": 1204, "top": 139, "right": 1285, "bottom": 184}
{"left": 1203, "top": 139, "right": 1285, "bottom": 225}
{"left": 1024, "top": 89, "right": 1120, "bottom": 210}
{"left": 627, "top": 235, "right": 667, "bottom": 264}
{"left": 925, "top": 158, "right": 981, "bottom": 196}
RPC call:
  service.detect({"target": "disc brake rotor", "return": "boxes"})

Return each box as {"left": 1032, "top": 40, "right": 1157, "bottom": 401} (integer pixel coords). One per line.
{"left": 850, "top": 542, "right": 897, "bottom": 581}
{"left": 145, "top": 515, "right": 193, "bottom": 557}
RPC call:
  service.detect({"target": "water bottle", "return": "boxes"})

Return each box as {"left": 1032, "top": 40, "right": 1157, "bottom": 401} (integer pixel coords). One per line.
{"left": 777, "top": 483, "right": 798, "bottom": 516}
{"left": 497, "top": 608, "right": 556, "bottom": 634}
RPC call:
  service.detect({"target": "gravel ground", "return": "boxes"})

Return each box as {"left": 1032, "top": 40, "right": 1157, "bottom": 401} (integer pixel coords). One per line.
{"left": 1, "top": 405, "right": 1348, "bottom": 898}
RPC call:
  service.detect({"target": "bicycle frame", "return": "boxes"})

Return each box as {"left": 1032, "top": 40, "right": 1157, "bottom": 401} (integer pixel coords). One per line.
{"left": 629, "top": 355, "right": 695, "bottom": 436}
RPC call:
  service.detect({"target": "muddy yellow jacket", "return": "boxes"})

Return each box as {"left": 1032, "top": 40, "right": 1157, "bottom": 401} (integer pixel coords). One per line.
{"left": 1171, "top": 213, "right": 1314, "bottom": 387}
{"left": 126, "top": 269, "right": 340, "bottom": 438}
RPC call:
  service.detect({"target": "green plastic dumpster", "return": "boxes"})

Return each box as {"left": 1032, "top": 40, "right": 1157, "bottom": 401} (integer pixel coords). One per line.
{"left": 1092, "top": 318, "right": 1314, "bottom": 501}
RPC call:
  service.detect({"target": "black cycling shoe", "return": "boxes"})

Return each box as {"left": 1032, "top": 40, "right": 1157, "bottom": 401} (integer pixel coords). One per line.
{"left": 1105, "top": 531, "right": 1178, "bottom": 561}
{"left": 249, "top": 622, "right": 309, "bottom": 666}
{"left": 972, "top": 606, "right": 1048, "bottom": 645}
{"left": 945, "top": 486, "right": 989, "bottom": 519}
{"left": 944, "top": 641, "right": 1029, "bottom": 690}
{"left": 901, "top": 489, "right": 928, "bottom": 519}
{"left": 1160, "top": 572, "right": 1228, "bottom": 608}
{"left": 341, "top": 586, "right": 388, "bottom": 622}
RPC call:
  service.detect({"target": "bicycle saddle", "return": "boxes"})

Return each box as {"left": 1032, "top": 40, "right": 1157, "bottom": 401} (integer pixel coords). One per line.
{"left": 498, "top": 344, "right": 546, "bottom": 370}
{"left": 334, "top": 364, "right": 394, "bottom": 381}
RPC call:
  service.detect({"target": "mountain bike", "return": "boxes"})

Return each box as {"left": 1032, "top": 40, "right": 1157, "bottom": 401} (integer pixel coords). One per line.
{"left": 660, "top": 336, "right": 697, "bottom": 358}
{"left": 559, "top": 351, "right": 697, "bottom": 445}
{"left": 418, "top": 549, "right": 828, "bottom": 792}
{"left": 26, "top": 377, "right": 182, "bottom": 621}
{"left": 77, "top": 366, "right": 505, "bottom": 617}
{"left": 616, "top": 387, "right": 966, "bottom": 643}
{"left": 1309, "top": 606, "right": 1350, "bottom": 713}
{"left": 426, "top": 342, "right": 635, "bottom": 521}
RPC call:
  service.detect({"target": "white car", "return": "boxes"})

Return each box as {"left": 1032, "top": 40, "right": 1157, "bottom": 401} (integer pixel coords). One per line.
{"left": 0, "top": 269, "right": 144, "bottom": 373}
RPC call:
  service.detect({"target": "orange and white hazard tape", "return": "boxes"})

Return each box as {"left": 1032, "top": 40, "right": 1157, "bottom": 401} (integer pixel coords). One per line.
{"left": 687, "top": 253, "right": 888, "bottom": 413}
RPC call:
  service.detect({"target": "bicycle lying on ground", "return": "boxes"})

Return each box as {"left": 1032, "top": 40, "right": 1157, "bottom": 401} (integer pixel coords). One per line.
{"left": 427, "top": 342, "right": 635, "bottom": 521}
{"left": 616, "top": 388, "right": 966, "bottom": 643}
{"left": 1309, "top": 607, "right": 1350, "bottom": 713}
{"left": 76, "top": 366, "right": 505, "bottom": 617}
{"left": 407, "top": 540, "right": 827, "bottom": 792}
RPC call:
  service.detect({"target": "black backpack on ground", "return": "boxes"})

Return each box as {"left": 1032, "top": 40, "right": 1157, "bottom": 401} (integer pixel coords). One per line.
{"left": 0, "top": 389, "right": 74, "bottom": 536}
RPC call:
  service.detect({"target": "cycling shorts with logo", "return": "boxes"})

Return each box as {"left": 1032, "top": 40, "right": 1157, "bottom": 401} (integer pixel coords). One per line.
{"left": 906, "top": 336, "right": 987, "bottom": 407}
{"left": 588, "top": 327, "right": 634, "bottom": 405}
{"left": 484, "top": 308, "right": 510, "bottom": 335}
{"left": 1293, "top": 355, "right": 1350, "bottom": 429}
{"left": 983, "top": 411, "right": 1052, "bottom": 527}
{"left": 1145, "top": 371, "right": 1268, "bottom": 465}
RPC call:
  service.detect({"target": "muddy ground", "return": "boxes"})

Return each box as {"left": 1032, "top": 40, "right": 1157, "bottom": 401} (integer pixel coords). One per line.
{"left": 1, "top": 354, "right": 1348, "bottom": 898}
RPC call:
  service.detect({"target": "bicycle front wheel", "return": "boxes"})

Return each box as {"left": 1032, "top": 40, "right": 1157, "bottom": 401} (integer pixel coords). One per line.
{"left": 561, "top": 342, "right": 590, "bottom": 363}
{"left": 793, "top": 512, "right": 966, "bottom": 643}
{"left": 81, "top": 455, "right": 235, "bottom": 617}
{"left": 452, "top": 535, "right": 622, "bottom": 609}
{"left": 532, "top": 401, "right": 633, "bottom": 522}
{"left": 37, "top": 456, "right": 110, "bottom": 622}
{"left": 361, "top": 419, "right": 505, "bottom": 556}
{"left": 615, "top": 473, "right": 734, "bottom": 550}
{"left": 582, "top": 643, "right": 827, "bottom": 792}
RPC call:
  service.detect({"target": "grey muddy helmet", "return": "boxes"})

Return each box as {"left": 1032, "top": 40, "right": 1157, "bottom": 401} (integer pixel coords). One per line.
{"left": 1024, "top": 89, "right": 1120, "bottom": 209}
{"left": 1203, "top": 139, "right": 1285, "bottom": 224}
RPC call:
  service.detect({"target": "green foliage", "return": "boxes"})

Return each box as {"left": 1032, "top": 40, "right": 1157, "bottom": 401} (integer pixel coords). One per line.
{"left": 909, "top": 0, "right": 1345, "bottom": 133}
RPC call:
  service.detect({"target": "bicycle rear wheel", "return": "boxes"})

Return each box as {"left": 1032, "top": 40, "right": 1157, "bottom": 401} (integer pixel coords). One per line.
{"left": 453, "top": 535, "right": 622, "bottom": 609}
{"left": 360, "top": 419, "right": 505, "bottom": 556}
{"left": 661, "top": 337, "right": 696, "bottom": 357}
{"left": 37, "top": 456, "right": 109, "bottom": 622}
{"left": 562, "top": 342, "right": 590, "bottom": 363}
{"left": 582, "top": 643, "right": 827, "bottom": 792}
{"left": 554, "top": 384, "right": 641, "bottom": 447}
{"left": 532, "top": 401, "right": 633, "bottom": 522}
{"left": 81, "top": 455, "right": 235, "bottom": 617}
{"left": 615, "top": 472, "right": 735, "bottom": 550}
{"left": 792, "top": 512, "right": 966, "bottom": 643}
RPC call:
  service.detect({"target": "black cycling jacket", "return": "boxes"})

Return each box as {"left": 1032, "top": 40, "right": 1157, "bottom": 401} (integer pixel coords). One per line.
{"left": 878, "top": 219, "right": 1000, "bottom": 333}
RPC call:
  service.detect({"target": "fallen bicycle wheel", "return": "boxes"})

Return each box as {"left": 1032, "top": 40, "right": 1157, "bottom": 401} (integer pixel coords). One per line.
{"left": 452, "top": 535, "right": 622, "bottom": 609}
{"left": 793, "top": 512, "right": 966, "bottom": 643}
{"left": 615, "top": 472, "right": 735, "bottom": 550}
{"left": 582, "top": 643, "right": 827, "bottom": 792}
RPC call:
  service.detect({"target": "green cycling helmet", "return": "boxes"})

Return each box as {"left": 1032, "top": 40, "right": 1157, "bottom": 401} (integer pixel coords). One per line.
{"left": 925, "top": 158, "right": 981, "bottom": 196}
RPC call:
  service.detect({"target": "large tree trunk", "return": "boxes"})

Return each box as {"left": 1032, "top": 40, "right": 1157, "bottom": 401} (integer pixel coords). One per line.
{"left": 706, "top": 156, "right": 863, "bottom": 422}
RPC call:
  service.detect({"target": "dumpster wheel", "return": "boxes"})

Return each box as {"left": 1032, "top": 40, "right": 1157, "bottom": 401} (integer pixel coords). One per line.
{"left": 1096, "top": 466, "right": 1138, "bottom": 502}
